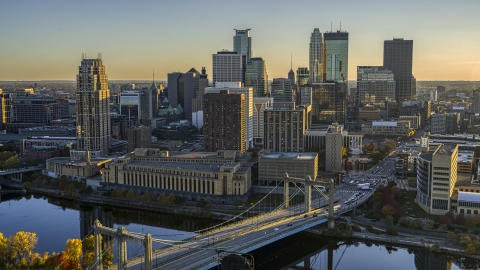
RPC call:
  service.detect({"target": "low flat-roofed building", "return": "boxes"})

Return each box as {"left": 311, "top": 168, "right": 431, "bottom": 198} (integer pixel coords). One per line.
{"left": 102, "top": 149, "right": 254, "bottom": 203}
{"left": 457, "top": 150, "right": 474, "bottom": 174}
{"left": 258, "top": 152, "right": 318, "bottom": 186}
{"left": 361, "top": 121, "right": 411, "bottom": 137}
{"left": 455, "top": 191, "right": 480, "bottom": 216}
{"left": 45, "top": 156, "right": 111, "bottom": 180}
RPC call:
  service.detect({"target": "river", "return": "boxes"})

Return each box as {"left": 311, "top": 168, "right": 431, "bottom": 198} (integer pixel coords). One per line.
{"left": 1, "top": 193, "right": 479, "bottom": 269}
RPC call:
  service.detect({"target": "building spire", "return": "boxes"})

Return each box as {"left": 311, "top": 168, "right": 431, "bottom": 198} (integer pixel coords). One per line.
{"left": 153, "top": 69, "right": 155, "bottom": 83}
{"left": 331, "top": 21, "right": 332, "bottom": 32}
{"left": 290, "top": 53, "right": 292, "bottom": 70}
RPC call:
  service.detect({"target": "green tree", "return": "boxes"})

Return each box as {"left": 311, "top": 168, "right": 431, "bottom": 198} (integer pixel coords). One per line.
{"left": 424, "top": 221, "right": 434, "bottom": 230}
{"left": 465, "top": 243, "right": 477, "bottom": 254}
{"left": 459, "top": 235, "right": 472, "bottom": 246}
{"left": 3, "top": 155, "right": 22, "bottom": 169}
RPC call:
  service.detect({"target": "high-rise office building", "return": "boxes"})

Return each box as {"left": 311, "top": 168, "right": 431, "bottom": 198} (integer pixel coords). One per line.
{"left": 296, "top": 67, "right": 309, "bottom": 88}
{"left": 192, "top": 67, "right": 209, "bottom": 129}
{"left": 309, "top": 28, "right": 325, "bottom": 84}
{"left": 357, "top": 66, "right": 395, "bottom": 103}
{"left": 233, "top": 29, "right": 252, "bottom": 60}
{"left": 263, "top": 102, "right": 311, "bottom": 152}
{"left": 383, "top": 38, "right": 414, "bottom": 102}
{"left": 233, "top": 29, "right": 252, "bottom": 85}
{"left": 311, "top": 82, "right": 347, "bottom": 125}
{"left": 74, "top": 54, "right": 111, "bottom": 158}
{"left": 205, "top": 86, "right": 253, "bottom": 150}
{"left": 167, "top": 68, "right": 200, "bottom": 121}
{"left": 203, "top": 90, "right": 245, "bottom": 153}
{"left": 324, "top": 30, "right": 349, "bottom": 82}
{"left": 119, "top": 90, "right": 149, "bottom": 123}
{"left": 473, "top": 89, "right": 480, "bottom": 113}
{"left": 253, "top": 97, "right": 273, "bottom": 147}
{"left": 271, "top": 78, "right": 295, "bottom": 103}
{"left": 245, "top": 57, "right": 268, "bottom": 97}
{"left": 212, "top": 51, "right": 243, "bottom": 86}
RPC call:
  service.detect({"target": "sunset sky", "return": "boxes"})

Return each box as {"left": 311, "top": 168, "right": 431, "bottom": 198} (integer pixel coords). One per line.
{"left": 1, "top": 0, "right": 479, "bottom": 81}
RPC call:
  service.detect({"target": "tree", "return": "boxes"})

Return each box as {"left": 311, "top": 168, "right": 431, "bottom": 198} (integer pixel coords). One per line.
{"left": 382, "top": 205, "right": 396, "bottom": 217}
{"left": 0, "top": 233, "right": 8, "bottom": 267}
{"left": 3, "top": 155, "right": 22, "bottom": 169}
{"left": 65, "top": 239, "right": 82, "bottom": 267}
{"left": 459, "top": 235, "right": 472, "bottom": 246}
{"left": 342, "top": 147, "right": 348, "bottom": 158}
{"left": 8, "top": 231, "right": 38, "bottom": 263}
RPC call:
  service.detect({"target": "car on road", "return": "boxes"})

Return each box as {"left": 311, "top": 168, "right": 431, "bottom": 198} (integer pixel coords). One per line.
{"left": 274, "top": 228, "right": 279, "bottom": 231}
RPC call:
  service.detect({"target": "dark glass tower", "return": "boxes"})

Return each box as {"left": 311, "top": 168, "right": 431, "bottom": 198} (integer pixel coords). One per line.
{"left": 383, "top": 38, "right": 414, "bottom": 102}
{"left": 311, "top": 82, "right": 346, "bottom": 125}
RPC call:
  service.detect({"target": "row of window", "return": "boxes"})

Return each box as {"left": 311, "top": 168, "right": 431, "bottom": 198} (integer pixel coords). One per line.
{"left": 124, "top": 173, "right": 217, "bottom": 194}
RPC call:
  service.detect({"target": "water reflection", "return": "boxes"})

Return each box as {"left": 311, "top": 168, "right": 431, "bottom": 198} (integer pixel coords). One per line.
{"left": 249, "top": 233, "right": 479, "bottom": 270}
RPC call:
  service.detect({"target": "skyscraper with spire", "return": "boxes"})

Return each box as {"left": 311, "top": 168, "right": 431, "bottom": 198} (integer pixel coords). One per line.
{"left": 309, "top": 28, "right": 325, "bottom": 84}
{"left": 74, "top": 54, "right": 111, "bottom": 158}
{"left": 288, "top": 54, "right": 295, "bottom": 85}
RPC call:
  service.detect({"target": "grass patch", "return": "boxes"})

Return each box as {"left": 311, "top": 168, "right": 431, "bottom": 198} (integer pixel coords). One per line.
{"left": 398, "top": 190, "right": 435, "bottom": 220}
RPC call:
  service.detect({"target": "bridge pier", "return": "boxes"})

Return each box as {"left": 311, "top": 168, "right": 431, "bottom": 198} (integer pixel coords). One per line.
{"left": 284, "top": 181, "right": 289, "bottom": 209}
{"left": 328, "top": 179, "right": 335, "bottom": 229}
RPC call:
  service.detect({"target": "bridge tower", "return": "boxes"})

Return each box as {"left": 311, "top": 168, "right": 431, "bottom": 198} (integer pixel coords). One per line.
{"left": 92, "top": 220, "right": 153, "bottom": 270}
{"left": 284, "top": 173, "right": 315, "bottom": 212}
{"left": 328, "top": 179, "right": 335, "bottom": 229}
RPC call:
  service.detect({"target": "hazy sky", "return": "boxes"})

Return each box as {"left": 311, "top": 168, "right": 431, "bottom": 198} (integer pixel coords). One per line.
{"left": 1, "top": 1, "right": 479, "bottom": 81}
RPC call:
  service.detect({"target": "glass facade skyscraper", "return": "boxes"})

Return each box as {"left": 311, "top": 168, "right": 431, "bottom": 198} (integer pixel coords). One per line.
{"left": 311, "top": 82, "right": 346, "bottom": 125}
{"left": 245, "top": 57, "right": 268, "bottom": 97}
{"left": 233, "top": 29, "right": 252, "bottom": 60}
{"left": 357, "top": 66, "right": 395, "bottom": 104}
{"left": 383, "top": 38, "right": 414, "bottom": 102}
{"left": 309, "top": 28, "right": 324, "bottom": 84}
{"left": 271, "top": 78, "right": 295, "bottom": 103}
{"left": 324, "top": 30, "right": 349, "bottom": 82}
{"left": 233, "top": 29, "right": 252, "bottom": 84}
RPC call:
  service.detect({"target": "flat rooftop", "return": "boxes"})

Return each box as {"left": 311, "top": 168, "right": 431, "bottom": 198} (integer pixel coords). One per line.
{"left": 262, "top": 152, "right": 316, "bottom": 160}
{"left": 458, "top": 150, "right": 474, "bottom": 163}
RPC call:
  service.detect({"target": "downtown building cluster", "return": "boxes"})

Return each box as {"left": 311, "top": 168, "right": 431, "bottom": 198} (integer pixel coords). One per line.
{"left": 3, "top": 26, "right": 480, "bottom": 213}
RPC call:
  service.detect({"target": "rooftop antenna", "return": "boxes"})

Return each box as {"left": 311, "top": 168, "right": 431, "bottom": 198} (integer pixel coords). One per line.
{"left": 153, "top": 69, "right": 155, "bottom": 83}
{"left": 340, "top": 21, "right": 342, "bottom": 31}
{"left": 290, "top": 53, "right": 292, "bottom": 70}
{"left": 331, "top": 21, "right": 332, "bottom": 32}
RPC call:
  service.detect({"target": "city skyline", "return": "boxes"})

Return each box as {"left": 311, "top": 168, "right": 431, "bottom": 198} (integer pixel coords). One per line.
{"left": 1, "top": 0, "right": 480, "bottom": 81}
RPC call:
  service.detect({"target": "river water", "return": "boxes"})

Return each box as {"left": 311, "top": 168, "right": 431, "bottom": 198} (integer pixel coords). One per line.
{"left": 1, "top": 193, "right": 478, "bottom": 269}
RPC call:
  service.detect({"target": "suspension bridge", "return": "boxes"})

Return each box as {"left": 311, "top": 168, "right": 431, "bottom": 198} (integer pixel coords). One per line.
{"left": 72, "top": 173, "right": 373, "bottom": 270}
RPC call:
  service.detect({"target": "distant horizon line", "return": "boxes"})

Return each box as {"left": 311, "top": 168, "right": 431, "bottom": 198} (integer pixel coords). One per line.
{"left": 2, "top": 79, "right": 480, "bottom": 83}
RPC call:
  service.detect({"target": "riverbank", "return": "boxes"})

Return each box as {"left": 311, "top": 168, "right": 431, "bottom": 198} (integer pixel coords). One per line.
{"left": 0, "top": 177, "right": 239, "bottom": 221}
{"left": 306, "top": 215, "right": 480, "bottom": 261}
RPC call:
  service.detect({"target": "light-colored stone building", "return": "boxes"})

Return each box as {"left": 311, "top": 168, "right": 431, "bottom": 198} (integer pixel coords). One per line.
{"left": 416, "top": 144, "right": 458, "bottom": 215}
{"left": 102, "top": 149, "right": 253, "bottom": 202}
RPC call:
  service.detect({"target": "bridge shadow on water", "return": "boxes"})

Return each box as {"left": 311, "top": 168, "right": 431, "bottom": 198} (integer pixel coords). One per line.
{"left": 206, "top": 231, "right": 480, "bottom": 270}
